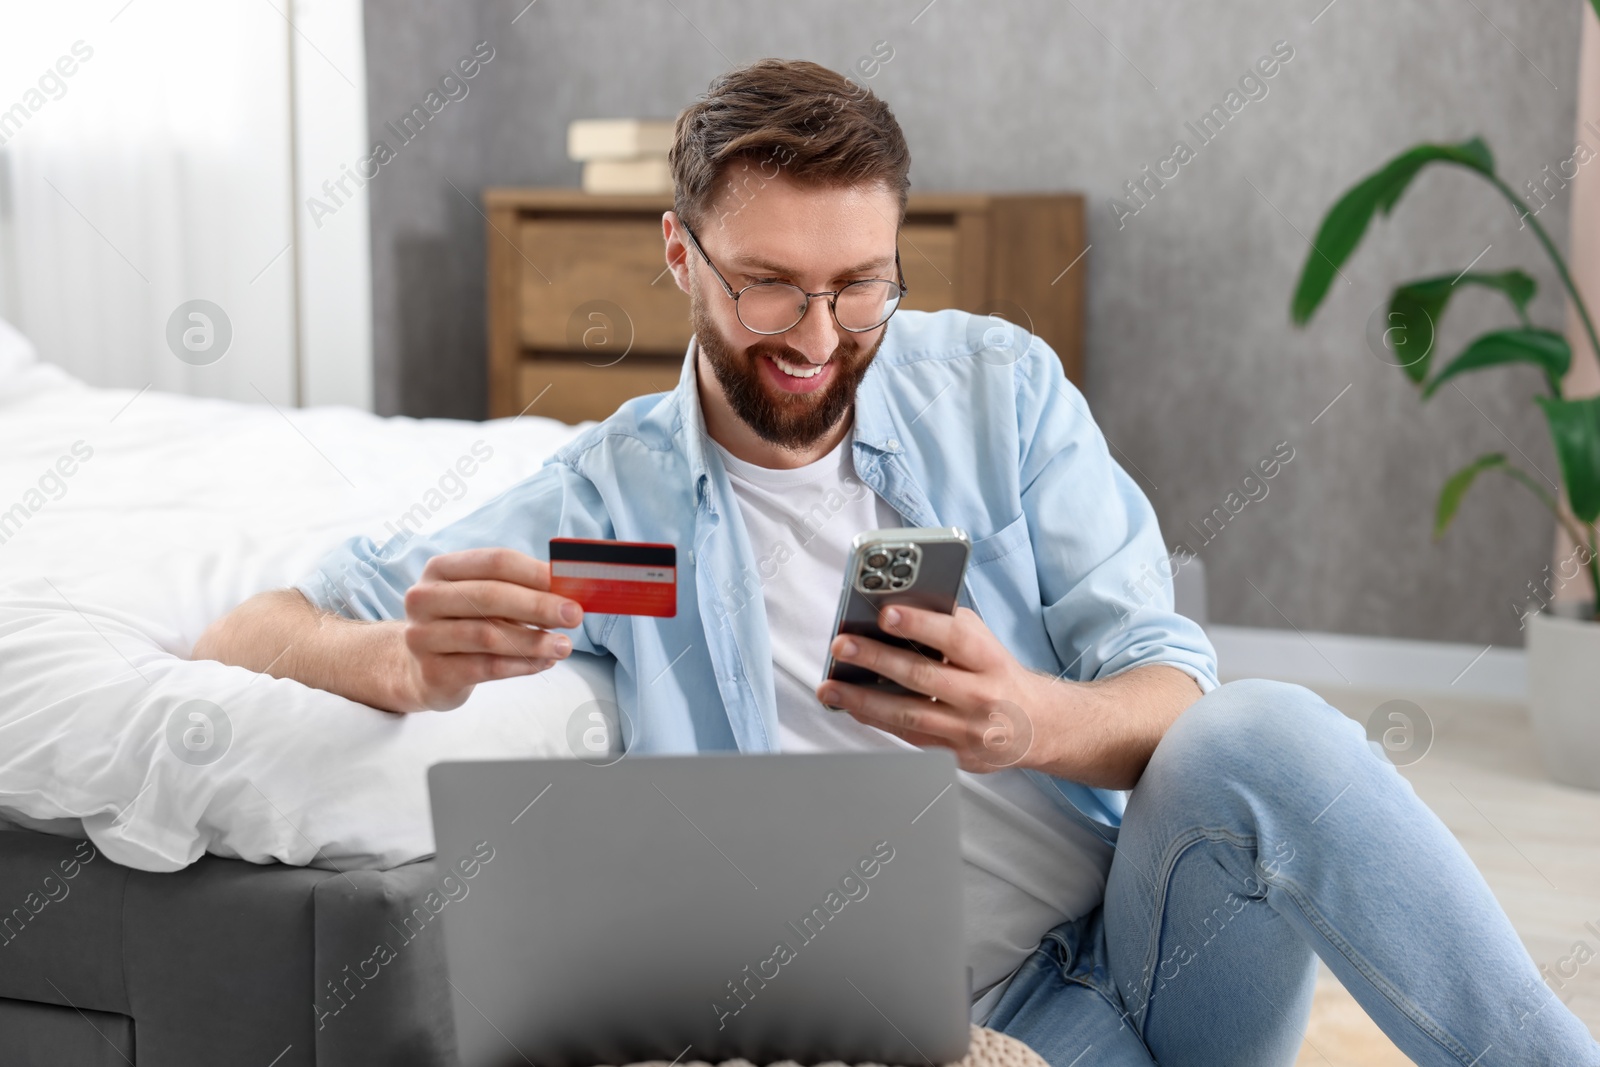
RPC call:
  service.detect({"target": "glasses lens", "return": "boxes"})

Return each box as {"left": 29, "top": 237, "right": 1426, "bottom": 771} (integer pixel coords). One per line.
{"left": 834, "top": 279, "right": 901, "bottom": 332}
{"left": 737, "top": 282, "right": 808, "bottom": 334}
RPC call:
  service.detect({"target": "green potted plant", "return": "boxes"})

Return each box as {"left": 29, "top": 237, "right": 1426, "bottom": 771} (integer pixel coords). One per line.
{"left": 1291, "top": 132, "right": 1600, "bottom": 790}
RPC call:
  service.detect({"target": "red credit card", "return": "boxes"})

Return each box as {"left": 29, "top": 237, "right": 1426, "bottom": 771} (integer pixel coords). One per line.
{"left": 548, "top": 538, "right": 677, "bottom": 618}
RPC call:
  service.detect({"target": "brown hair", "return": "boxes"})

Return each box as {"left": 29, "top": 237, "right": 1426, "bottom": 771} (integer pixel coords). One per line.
{"left": 669, "top": 58, "right": 911, "bottom": 229}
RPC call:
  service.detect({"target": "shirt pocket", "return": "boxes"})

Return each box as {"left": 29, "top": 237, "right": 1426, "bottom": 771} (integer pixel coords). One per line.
{"left": 961, "top": 513, "right": 1052, "bottom": 670}
{"left": 967, "top": 511, "right": 1031, "bottom": 567}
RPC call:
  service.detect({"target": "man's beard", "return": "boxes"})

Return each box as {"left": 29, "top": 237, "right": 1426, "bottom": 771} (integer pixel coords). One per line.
{"left": 692, "top": 289, "right": 883, "bottom": 452}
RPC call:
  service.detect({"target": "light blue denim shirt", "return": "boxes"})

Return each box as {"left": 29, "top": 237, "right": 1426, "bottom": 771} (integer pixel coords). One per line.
{"left": 296, "top": 309, "right": 1218, "bottom": 843}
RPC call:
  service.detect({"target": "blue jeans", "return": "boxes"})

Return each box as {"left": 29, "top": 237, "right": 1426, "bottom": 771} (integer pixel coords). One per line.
{"left": 987, "top": 679, "right": 1600, "bottom": 1066}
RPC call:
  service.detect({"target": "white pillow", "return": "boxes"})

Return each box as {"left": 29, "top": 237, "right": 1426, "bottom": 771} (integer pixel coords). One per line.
{"left": 0, "top": 315, "right": 36, "bottom": 375}
{"left": 0, "top": 314, "right": 74, "bottom": 400}
{"left": 0, "top": 583, "right": 618, "bottom": 872}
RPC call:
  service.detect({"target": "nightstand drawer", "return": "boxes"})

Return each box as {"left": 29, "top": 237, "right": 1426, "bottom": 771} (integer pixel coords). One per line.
{"left": 518, "top": 217, "right": 689, "bottom": 353}
{"left": 518, "top": 357, "right": 681, "bottom": 425}
{"left": 897, "top": 223, "right": 959, "bottom": 313}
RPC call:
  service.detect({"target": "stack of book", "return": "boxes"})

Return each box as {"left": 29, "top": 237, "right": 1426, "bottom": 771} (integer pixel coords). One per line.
{"left": 568, "top": 119, "right": 675, "bottom": 194}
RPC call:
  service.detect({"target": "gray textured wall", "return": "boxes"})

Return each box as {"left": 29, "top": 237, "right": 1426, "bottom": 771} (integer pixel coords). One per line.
{"left": 362, "top": 0, "right": 1585, "bottom": 646}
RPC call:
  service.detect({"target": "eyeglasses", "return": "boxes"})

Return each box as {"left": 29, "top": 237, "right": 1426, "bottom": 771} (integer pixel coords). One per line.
{"left": 679, "top": 222, "right": 906, "bottom": 335}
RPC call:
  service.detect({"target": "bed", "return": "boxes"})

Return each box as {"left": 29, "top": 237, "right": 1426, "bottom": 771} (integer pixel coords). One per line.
{"left": 0, "top": 319, "right": 617, "bottom": 1065}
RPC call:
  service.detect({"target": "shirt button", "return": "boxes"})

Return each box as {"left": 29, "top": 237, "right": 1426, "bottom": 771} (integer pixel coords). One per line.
{"left": 885, "top": 438, "right": 900, "bottom": 451}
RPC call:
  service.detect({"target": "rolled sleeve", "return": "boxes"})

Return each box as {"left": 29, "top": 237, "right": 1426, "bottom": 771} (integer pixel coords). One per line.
{"left": 1015, "top": 341, "right": 1219, "bottom": 692}
{"left": 294, "top": 533, "right": 409, "bottom": 622}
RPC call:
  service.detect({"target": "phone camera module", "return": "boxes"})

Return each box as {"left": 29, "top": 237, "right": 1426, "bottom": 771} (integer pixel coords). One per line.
{"left": 858, "top": 542, "right": 925, "bottom": 594}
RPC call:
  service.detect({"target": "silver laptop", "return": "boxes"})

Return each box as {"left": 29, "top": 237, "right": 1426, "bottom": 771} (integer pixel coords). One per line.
{"left": 427, "top": 752, "right": 969, "bottom": 1067}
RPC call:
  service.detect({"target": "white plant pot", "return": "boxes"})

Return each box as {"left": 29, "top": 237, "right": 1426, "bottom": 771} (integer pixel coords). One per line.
{"left": 1527, "top": 608, "right": 1600, "bottom": 790}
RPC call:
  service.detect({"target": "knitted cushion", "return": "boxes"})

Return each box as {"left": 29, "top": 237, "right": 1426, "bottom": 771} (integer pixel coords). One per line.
{"left": 615, "top": 1026, "right": 1047, "bottom": 1067}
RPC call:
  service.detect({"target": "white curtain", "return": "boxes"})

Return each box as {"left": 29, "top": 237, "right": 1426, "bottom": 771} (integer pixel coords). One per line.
{"left": 0, "top": 0, "right": 298, "bottom": 404}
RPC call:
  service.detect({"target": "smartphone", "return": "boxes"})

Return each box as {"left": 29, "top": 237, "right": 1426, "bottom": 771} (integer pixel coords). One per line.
{"left": 822, "top": 527, "right": 971, "bottom": 702}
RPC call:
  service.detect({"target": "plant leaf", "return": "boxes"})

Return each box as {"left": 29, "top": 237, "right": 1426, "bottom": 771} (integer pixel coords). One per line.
{"left": 1434, "top": 453, "right": 1509, "bottom": 539}
{"left": 1385, "top": 270, "right": 1537, "bottom": 384}
{"left": 1291, "top": 138, "right": 1497, "bottom": 326}
{"left": 1536, "top": 395, "right": 1600, "bottom": 525}
{"left": 1421, "top": 328, "right": 1571, "bottom": 399}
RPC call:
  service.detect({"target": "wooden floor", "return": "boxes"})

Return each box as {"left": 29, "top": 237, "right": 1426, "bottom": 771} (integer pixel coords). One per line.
{"left": 1276, "top": 683, "right": 1600, "bottom": 1066}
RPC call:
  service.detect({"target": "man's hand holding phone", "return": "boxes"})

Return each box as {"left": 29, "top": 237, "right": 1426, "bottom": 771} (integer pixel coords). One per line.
{"left": 817, "top": 605, "right": 1044, "bottom": 774}
{"left": 399, "top": 547, "right": 583, "bottom": 711}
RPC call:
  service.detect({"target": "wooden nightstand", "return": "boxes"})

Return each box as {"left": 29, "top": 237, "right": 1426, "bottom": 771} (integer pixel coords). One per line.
{"left": 483, "top": 189, "right": 1086, "bottom": 424}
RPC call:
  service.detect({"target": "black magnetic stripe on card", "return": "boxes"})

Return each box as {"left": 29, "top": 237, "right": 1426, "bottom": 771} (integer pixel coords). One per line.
{"left": 550, "top": 540, "right": 677, "bottom": 567}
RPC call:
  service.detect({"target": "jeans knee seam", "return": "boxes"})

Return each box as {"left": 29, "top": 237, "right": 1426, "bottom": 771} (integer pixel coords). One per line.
{"left": 1267, "top": 872, "right": 1482, "bottom": 1066}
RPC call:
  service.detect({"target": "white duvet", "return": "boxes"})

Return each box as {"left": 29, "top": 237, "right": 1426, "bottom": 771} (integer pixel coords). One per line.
{"left": 0, "top": 321, "right": 617, "bottom": 872}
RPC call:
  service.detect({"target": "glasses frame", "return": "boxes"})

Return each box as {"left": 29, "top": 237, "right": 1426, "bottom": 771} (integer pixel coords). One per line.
{"left": 678, "top": 221, "right": 907, "bottom": 336}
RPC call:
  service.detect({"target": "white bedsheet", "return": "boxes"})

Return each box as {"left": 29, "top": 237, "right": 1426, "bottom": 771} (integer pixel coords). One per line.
{"left": 0, "top": 347, "right": 618, "bottom": 872}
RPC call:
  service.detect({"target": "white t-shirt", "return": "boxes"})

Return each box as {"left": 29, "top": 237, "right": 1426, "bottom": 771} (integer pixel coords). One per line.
{"left": 713, "top": 430, "right": 1114, "bottom": 1023}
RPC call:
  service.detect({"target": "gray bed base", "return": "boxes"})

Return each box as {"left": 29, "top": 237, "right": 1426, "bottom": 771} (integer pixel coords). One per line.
{"left": 0, "top": 829, "right": 459, "bottom": 1066}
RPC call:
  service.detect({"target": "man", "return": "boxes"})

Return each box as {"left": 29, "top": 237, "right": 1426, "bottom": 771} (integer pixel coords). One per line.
{"left": 196, "top": 59, "right": 1597, "bottom": 1066}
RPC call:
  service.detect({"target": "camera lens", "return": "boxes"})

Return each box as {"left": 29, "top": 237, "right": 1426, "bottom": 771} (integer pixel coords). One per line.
{"left": 866, "top": 552, "right": 889, "bottom": 568}
{"left": 890, "top": 563, "right": 912, "bottom": 578}
{"left": 862, "top": 573, "right": 885, "bottom": 589}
